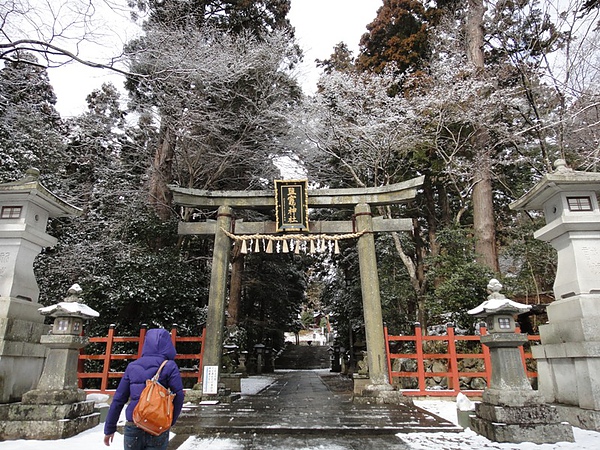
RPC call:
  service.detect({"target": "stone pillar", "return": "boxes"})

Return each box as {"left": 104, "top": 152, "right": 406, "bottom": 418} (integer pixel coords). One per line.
{"left": 203, "top": 206, "right": 232, "bottom": 389}
{"left": 354, "top": 203, "right": 390, "bottom": 389}
{"left": 0, "top": 169, "right": 81, "bottom": 403}
{"left": 510, "top": 160, "right": 600, "bottom": 430}
{"left": 22, "top": 335, "right": 89, "bottom": 404}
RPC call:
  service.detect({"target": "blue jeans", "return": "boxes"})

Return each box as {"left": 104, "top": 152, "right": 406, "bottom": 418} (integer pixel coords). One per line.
{"left": 124, "top": 425, "right": 169, "bottom": 450}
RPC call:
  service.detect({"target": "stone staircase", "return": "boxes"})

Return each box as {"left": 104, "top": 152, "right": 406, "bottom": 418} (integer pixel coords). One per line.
{"left": 275, "top": 344, "right": 330, "bottom": 370}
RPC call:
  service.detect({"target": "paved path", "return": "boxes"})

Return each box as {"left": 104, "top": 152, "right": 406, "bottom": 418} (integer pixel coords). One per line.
{"left": 169, "top": 370, "right": 461, "bottom": 449}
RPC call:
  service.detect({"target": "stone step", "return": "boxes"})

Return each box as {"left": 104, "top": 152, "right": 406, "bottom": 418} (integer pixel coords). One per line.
{"left": 275, "top": 344, "right": 330, "bottom": 370}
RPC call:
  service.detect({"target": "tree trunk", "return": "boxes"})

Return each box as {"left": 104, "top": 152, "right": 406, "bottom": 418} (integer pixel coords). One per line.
{"left": 149, "top": 119, "right": 175, "bottom": 221}
{"left": 467, "top": 0, "right": 499, "bottom": 273}
{"left": 472, "top": 142, "right": 499, "bottom": 271}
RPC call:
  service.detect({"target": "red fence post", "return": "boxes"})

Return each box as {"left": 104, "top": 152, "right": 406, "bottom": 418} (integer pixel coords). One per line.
{"left": 446, "top": 325, "right": 461, "bottom": 393}
{"left": 384, "top": 326, "right": 393, "bottom": 385}
{"left": 100, "top": 325, "right": 116, "bottom": 392}
{"left": 414, "top": 323, "right": 426, "bottom": 394}
{"left": 137, "top": 324, "right": 147, "bottom": 358}
{"left": 480, "top": 326, "right": 492, "bottom": 387}
{"left": 171, "top": 324, "right": 178, "bottom": 347}
{"left": 198, "top": 328, "right": 206, "bottom": 383}
{"left": 78, "top": 327, "right": 86, "bottom": 389}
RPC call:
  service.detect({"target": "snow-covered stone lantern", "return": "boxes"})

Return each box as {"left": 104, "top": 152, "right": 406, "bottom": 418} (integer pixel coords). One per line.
{"left": 470, "top": 279, "right": 526, "bottom": 334}
{"left": 0, "top": 285, "right": 100, "bottom": 440}
{"left": 24, "top": 284, "right": 98, "bottom": 402}
{"left": 39, "top": 284, "right": 98, "bottom": 336}
{"left": 467, "top": 279, "right": 573, "bottom": 444}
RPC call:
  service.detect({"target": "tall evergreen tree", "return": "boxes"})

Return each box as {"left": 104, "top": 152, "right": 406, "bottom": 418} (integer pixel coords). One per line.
{"left": 356, "top": 0, "right": 432, "bottom": 75}
{"left": 0, "top": 52, "right": 66, "bottom": 184}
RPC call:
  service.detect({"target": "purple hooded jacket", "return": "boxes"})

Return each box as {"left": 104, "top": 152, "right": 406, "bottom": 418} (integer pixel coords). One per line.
{"left": 104, "top": 328, "right": 185, "bottom": 436}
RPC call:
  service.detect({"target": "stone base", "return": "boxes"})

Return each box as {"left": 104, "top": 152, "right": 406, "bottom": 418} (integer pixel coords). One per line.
{"left": 352, "top": 374, "right": 370, "bottom": 395}
{"left": 220, "top": 373, "right": 243, "bottom": 392}
{"left": 470, "top": 416, "right": 574, "bottom": 444}
{"left": 457, "top": 409, "right": 475, "bottom": 429}
{"left": 482, "top": 388, "right": 545, "bottom": 407}
{"left": 22, "top": 389, "right": 87, "bottom": 405}
{"left": 0, "top": 296, "right": 48, "bottom": 403}
{"left": 0, "top": 399, "right": 99, "bottom": 440}
{"left": 185, "top": 387, "right": 241, "bottom": 404}
{"left": 477, "top": 402, "right": 563, "bottom": 424}
{"left": 532, "top": 293, "right": 600, "bottom": 410}
{"left": 0, "top": 399, "right": 95, "bottom": 420}
{"left": 353, "top": 388, "right": 413, "bottom": 406}
{"left": 554, "top": 403, "right": 600, "bottom": 431}
{"left": 471, "top": 401, "right": 574, "bottom": 444}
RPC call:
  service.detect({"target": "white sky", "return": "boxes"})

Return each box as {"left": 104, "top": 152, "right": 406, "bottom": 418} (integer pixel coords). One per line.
{"left": 47, "top": 0, "right": 382, "bottom": 117}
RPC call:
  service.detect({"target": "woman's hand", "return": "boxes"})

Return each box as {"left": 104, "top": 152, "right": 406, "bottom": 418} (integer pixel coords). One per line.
{"left": 104, "top": 433, "right": 114, "bottom": 446}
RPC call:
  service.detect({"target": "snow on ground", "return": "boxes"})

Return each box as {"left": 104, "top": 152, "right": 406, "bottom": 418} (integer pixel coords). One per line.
{"left": 1, "top": 374, "right": 599, "bottom": 450}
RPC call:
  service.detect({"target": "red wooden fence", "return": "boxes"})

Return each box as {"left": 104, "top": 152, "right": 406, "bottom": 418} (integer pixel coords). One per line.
{"left": 385, "top": 324, "right": 540, "bottom": 397}
{"left": 78, "top": 325, "right": 206, "bottom": 393}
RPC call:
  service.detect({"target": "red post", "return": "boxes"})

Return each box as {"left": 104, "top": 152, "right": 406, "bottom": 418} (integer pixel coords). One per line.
{"left": 171, "top": 324, "right": 178, "bottom": 348}
{"left": 414, "top": 323, "right": 426, "bottom": 394}
{"left": 384, "top": 326, "right": 393, "bottom": 386}
{"left": 480, "top": 326, "right": 492, "bottom": 387}
{"left": 77, "top": 327, "right": 86, "bottom": 389}
{"left": 101, "top": 325, "right": 116, "bottom": 392}
{"left": 446, "top": 325, "right": 460, "bottom": 393}
{"left": 137, "top": 324, "right": 147, "bottom": 358}
{"left": 198, "top": 328, "right": 207, "bottom": 383}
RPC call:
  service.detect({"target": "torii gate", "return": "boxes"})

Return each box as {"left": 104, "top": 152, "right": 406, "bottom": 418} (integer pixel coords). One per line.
{"left": 170, "top": 176, "right": 424, "bottom": 394}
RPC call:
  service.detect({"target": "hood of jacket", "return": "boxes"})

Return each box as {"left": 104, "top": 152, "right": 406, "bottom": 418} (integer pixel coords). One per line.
{"left": 141, "top": 328, "right": 176, "bottom": 360}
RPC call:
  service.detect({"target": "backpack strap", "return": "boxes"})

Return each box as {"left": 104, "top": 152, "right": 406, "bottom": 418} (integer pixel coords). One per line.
{"left": 151, "top": 360, "right": 169, "bottom": 382}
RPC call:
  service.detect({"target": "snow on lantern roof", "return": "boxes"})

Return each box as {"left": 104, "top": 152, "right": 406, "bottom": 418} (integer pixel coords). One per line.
{"left": 510, "top": 159, "right": 600, "bottom": 211}
{"left": 0, "top": 168, "right": 82, "bottom": 218}
{"left": 38, "top": 284, "right": 99, "bottom": 319}
{"left": 468, "top": 279, "right": 531, "bottom": 317}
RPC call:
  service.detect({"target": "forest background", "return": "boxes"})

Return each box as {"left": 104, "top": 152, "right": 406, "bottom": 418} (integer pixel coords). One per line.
{"left": 1, "top": 0, "right": 599, "bottom": 354}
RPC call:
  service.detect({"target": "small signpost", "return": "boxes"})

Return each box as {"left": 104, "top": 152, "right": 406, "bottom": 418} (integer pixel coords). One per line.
{"left": 202, "top": 365, "right": 219, "bottom": 395}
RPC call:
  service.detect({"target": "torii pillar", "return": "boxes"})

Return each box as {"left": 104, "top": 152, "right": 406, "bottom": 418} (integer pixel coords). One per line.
{"left": 170, "top": 177, "right": 424, "bottom": 401}
{"left": 203, "top": 206, "right": 232, "bottom": 378}
{"left": 355, "top": 203, "right": 390, "bottom": 389}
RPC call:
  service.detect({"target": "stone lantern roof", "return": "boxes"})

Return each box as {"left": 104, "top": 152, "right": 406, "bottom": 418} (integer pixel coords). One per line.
{"left": 0, "top": 168, "right": 81, "bottom": 218}
{"left": 468, "top": 279, "right": 531, "bottom": 317}
{"left": 38, "top": 284, "right": 99, "bottom": 319}
{"left": 510, "top": 159, "right": 600, "bottom": 211}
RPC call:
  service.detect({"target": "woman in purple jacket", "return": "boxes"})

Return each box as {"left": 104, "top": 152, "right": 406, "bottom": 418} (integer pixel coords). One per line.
{"left": 103, "top": 328, "right": 185, "bottom": 449}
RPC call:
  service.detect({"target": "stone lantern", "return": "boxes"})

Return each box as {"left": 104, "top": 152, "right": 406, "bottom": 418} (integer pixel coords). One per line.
{"left": 0, "top": 169, "right": 81, "bottom": 403}
{"left": 40, "top": 284, "right": 98, "bottom": 337}
{"left": 467, "top": 279, "right": 573, "bottom": 444}
{"left": 25, "top": 283, "right": 98, "bottom": 402}
{"left": 510, "top": 159, "right": 600, "bottom": 430}
{"left": 468, "top": 279, "right": 534, "bottom": 396}
{"left": 0, "top": 285, "right": 100, "bottom": 440}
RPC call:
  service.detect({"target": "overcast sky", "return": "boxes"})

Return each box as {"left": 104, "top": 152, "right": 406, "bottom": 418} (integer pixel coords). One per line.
{"left": 48, "top": 0, "right": 382, "bottom": 117}
{"left": 288, "top": 0, "right": 381, "bottom": 94}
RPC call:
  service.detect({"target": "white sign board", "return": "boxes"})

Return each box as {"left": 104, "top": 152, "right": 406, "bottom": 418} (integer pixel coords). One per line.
{"left": 202, "top": 365, "right": 219, "bottom": 395}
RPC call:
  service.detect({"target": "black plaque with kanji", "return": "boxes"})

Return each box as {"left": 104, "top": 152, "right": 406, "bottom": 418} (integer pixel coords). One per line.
{"left": 275, "top": 179, "right": 309, "bottom": 232}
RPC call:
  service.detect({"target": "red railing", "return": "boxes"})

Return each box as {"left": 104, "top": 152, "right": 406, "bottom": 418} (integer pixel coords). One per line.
{"left": 384, "top": 324, "right": 540, "bottom": 397}
{"left": 78, "top": 325, "right": 206, "bottom": 393}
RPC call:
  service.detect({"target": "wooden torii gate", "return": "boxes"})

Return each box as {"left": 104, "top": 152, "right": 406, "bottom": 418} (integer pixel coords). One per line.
{"left": 170, "top": 176, "right": 424, "bottom": 394}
